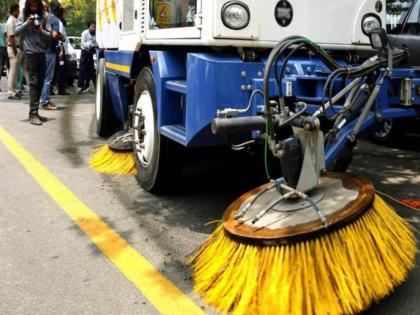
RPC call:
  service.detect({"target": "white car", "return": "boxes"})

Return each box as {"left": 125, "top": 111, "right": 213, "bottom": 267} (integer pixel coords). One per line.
{"left": 68, "top": 36, "right": 97, "bottom": 70}
{"left": 67, "top": 36, "right": 82, "bottom": 69}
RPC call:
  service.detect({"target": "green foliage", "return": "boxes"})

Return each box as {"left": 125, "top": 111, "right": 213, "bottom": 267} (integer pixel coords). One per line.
{"left": 0, "top": 0, "right": 17, "bottom": 22}
{"left": 62, "top": 0, "right": 96, "bottom": 36}
{"left": 1, "top": 0, "right": 95, "bottom": 36}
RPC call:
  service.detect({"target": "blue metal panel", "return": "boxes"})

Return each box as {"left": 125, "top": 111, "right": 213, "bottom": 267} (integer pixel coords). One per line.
{"left": 185, "top": 53, "right": 264, "bottom": 146}
{"left": 143, "top": 49, "right": 420, "bottom": 150}
{"left": 165, "top": 80, "right": 187, "bottom": 94}
{"left": 149, "top": 50, "right": 186, "bottom": 136}
{"left": 104, "top": 50, "right": 136, "bottom": 78}
{"left": 107, "top": 73, "right": 128, "bottom": 122}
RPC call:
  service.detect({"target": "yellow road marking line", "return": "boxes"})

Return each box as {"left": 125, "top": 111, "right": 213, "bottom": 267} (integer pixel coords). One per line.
{"left": 105, "top": 62, "right": 130, "bottom": 73}
{"left": 0, "top": 126, "right": 206, "bottom": 315}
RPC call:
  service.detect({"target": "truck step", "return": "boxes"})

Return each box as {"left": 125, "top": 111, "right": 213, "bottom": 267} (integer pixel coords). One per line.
{"left": 160, "top": 124, "right": 187, "bottom": 146}
{"left": 165, "top": 80, "right": 187, "bottom": 94}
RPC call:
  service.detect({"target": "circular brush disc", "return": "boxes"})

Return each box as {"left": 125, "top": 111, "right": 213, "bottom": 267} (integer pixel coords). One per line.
{"left": 108, "top": 130, "right": 133, "bottom": 152}
{"left": 223, "top": 173, "right": 374, "bottom": 243}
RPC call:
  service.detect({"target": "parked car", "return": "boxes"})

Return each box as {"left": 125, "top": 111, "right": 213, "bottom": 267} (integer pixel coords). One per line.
{"left": 65, "top": 39, "right": 78, "bottom": 86}
{"left": 67, "top": 36, "right": 97, "bottom": 74}
{"left": 68, "top": 36, "right": 82, "bottom": 70}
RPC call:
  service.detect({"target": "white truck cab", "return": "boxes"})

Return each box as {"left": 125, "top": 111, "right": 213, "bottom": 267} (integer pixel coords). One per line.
{"left": 97, "top": 0, "right": 387, "bottom": 51}
{"left": 94, "top": 0, "right": 420, "bottom": 193}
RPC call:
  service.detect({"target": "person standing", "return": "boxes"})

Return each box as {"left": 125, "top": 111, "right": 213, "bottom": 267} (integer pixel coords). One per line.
{"left": 6, "top": 3, "right": 23, "bottom": 99}
{"left": 56, "top": 11, "right": 68, "bottom": 95}
{"left": 0, "top": 22, "right": 7, "bottom": 92}
{"left": 39, "top": 0, "right": 62, "bottom": 110}
{"left": 77, "top": 20, "right": 96, "bottom": 93}
{"left": 15, "top": 0, "right": 60, "bottom": 125}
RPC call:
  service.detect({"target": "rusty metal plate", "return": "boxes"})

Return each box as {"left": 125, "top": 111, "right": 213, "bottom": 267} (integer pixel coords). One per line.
{"left": 223, "top": 173, "right": 374, "bottom": 242}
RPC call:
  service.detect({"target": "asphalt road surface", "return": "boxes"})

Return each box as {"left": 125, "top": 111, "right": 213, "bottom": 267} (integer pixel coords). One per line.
{"left": 0, "top": 80, "right": 419, "bottom": 315}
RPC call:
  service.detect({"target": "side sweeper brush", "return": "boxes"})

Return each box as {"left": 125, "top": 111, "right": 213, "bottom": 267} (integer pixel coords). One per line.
{"left": 190, "top": 36, "right": 416, "bottom": 314}
{"left": 190, "top": 173, "right": 416, "bottom": 315}
{"left": 89, "top": 130, "right": 136, "bottom": 175}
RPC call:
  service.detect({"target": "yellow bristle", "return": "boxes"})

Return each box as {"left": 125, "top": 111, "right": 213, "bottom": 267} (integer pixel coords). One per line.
{"left": 89, "top": 145, "right": 137, "bottom": 175}
{"left": 190, "top": 195, "right": 416, "bottom": 315}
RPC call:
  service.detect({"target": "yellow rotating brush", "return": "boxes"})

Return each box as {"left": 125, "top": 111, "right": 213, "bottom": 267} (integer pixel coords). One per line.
{"left": 190, "top": 173, "right": 416, "bottom": 315}
{"left": 89, "top": 130, "right": 136, "bottom": 175}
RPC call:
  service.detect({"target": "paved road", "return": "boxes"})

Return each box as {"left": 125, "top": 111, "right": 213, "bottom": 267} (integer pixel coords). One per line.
{"left": 0, "top": 81, "right": 418, "bottom": 314}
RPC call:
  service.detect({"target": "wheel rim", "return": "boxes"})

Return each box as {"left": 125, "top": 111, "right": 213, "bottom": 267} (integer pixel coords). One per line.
{"left": 95, "top": 62, "right": 103, "bottom": 121}
{"left": 375, "top": 119, "right": 393, "bottom": 139}
{"left": 133, "top": 90, "right": 155, "bottom": 167}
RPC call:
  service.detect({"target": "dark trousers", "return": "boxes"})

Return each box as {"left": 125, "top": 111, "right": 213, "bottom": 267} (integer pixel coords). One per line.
{"left": 56, "top": 57, "right": 66, "bottom": 93}
{"left": 78, "top": 49, "right": 95, "bottom": 90}
{"left": 0, "top": 47, "right": 7, "bottom": 81}
{"left": 25, "top": 53, "right": 46, "bottom": 115}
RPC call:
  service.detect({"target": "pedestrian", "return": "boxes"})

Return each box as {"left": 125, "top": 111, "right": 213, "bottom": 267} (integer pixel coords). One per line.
{"left": 15, "top": 0, "right": 60, "bottom": 125}
{"left": 77, "top": 20, "right": 96, "bottom": 94}
{"left": 56, "top": 12, "right": 68, "bottom": 95}
{"left": 0, "top": 21, "right": 7, "bottom": 92}
{"left": 6, "top": 3, "right": 23, "bottom": 100}
{"left": 39, "top": 0, "right": 62, "bottom": 110}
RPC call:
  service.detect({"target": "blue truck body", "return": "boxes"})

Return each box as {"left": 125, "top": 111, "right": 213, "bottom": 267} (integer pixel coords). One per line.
{"left": 101, "top": 49, "right": 420, "bottom": 168}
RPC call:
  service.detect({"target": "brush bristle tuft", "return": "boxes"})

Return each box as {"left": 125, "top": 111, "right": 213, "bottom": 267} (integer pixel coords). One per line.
{"left": 89, "top": 145, "right": 137, "bottom": 175}
{"left": 190, "top": 195, "right": 416, "bottom": 315}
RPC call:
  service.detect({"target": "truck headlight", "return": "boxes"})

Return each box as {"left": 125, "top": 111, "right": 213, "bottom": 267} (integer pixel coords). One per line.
{"left": 221, "top": 1, "right": 250, "bottom": 30}
{"left": 361, "top": 14, "right": 381, "bottom": 35}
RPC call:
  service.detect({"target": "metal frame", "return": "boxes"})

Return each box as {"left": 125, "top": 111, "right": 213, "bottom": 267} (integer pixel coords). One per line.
{"left": 102, "top": 50, "right": 420, "bottom": 165}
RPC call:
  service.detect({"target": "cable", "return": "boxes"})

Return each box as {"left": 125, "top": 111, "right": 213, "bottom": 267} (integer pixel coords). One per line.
{"left": 277, "top": 102, "right": 308, "bottom": 129}
{"left": 391, "top": 0, "right": 417, "bottom": 48}
{"left": 264, "top": 37, "right": 323, "bottom": 137}
{"left": 226, "top": 136, "right": 256, "bottom": 151}
{"left": 320, "top": 48, "right": 407, "bottom": 120}
{"left": 264, "top": 117, "right": 271, "bottom": 180}
{"left": 277, "top": 42, "right": 307, "bottom": 97}
{"left": 218, "top": 89, "right": 264, "bottom": 117}
{"left": 375, "top": 190, "right": 420, "bottom": 213}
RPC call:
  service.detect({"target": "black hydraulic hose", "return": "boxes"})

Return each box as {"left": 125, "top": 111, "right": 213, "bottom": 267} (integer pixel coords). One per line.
{"left": 265, "top": 36, "right": 345, "bottom": 134}
{"left": 277, "top": 42, "right": 307, "bottom": 97}
{"left": 274, "top": 41, "right": 307, "bottom": 89}
{"left": 264, "top": 37, "right": 320, "bottom": 136}
{"left": 265, "top": 36, "right": 407, "bottom": 130}
{"left": 277, "top": 102, "right": 308, "bottom": 129}
{"left": 320, "top": 48, "right": 407, "bottom": 119}
{"left": 322, "top": 68, "right": 348, "bottom": 119}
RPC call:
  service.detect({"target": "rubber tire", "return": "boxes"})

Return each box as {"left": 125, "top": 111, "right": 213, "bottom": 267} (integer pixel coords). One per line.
{"left": 133, "top": 67, "right": 184, "bottom": 194}
{"left": 95, "top": 58, "right": 120, "bottom": 137}
{"left": 372, "top": 118, "right": 405, "bottom": 145}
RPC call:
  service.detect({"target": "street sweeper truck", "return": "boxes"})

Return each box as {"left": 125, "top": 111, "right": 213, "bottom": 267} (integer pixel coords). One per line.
{"left": 93, "top": 0, "right": 410, "bottom": 187}
{"left": 92, "top": 0, "right": 418, "bottom": 314}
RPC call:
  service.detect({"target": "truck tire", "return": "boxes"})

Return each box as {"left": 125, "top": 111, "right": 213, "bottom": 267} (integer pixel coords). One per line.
{"left": 372, "top": 118, "right": 405, "bottom": 145}
{"left": 95, "top": 58, "right": 119, "bottom": 137}
{"left": 133, "top": 67, "right": 184, "bottom": 193}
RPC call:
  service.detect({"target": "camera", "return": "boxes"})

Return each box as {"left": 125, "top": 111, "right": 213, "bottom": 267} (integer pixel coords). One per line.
{"left": 30, "top": 14, "right": 41, "bottom": 29}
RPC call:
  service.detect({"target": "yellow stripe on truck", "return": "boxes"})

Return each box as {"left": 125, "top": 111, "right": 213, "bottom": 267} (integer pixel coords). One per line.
{"left": 106, "top": 62, "right": 131, "bottom": 73}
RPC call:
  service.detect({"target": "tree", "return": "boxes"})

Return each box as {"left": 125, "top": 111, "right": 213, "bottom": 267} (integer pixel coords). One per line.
{"left": 0, "top": 0, "right": 95, "bottom": 36}
{"left": 60, "top": 0, "right": 96, "bottom": 36}
{"left": 0, "top": 0, "right": 17, "bottom": 22}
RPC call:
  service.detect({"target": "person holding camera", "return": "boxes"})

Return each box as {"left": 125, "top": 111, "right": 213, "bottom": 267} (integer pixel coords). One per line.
{"left": 77, "top": 21, "right": 96, "bottom": 94}
{"left": 15, "top": 0, "right": 61, "bottom": 125}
